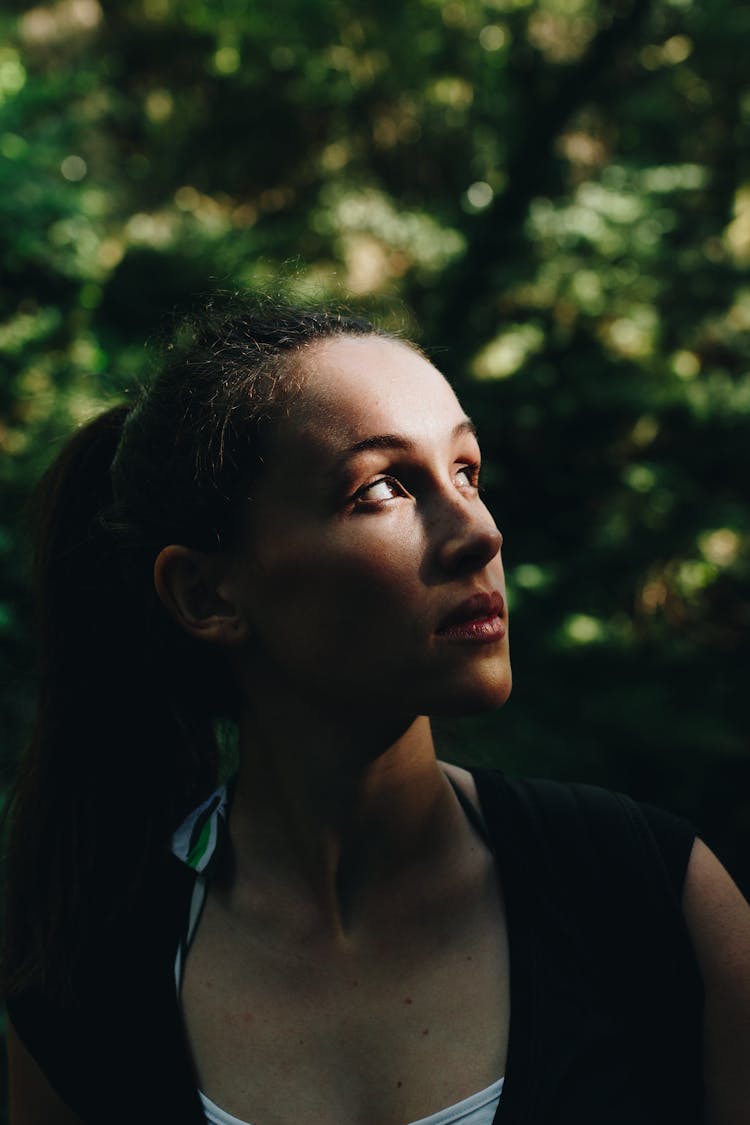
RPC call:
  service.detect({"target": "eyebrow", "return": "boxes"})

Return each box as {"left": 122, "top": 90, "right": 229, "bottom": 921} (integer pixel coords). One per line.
{"left": 339, "top": 417, "right": 477, "bottom": 462}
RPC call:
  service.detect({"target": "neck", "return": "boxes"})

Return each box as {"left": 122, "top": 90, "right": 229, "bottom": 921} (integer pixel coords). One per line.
{"left": 224, "top": 703, "right": 463, "bottom": 941}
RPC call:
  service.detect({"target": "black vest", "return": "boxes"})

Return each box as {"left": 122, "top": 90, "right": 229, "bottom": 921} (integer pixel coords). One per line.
{"left": 7, "top": 769, "right": 705, "bottom": 1124}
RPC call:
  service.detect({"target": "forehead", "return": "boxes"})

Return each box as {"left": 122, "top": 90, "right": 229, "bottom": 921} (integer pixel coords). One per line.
{"left": 286, "top": 335, "right": 465, "bottom": 453}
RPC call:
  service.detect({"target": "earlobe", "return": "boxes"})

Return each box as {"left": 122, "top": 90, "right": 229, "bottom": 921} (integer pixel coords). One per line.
{"left": 153, "top": 544, "right": 248, "bottom": 646}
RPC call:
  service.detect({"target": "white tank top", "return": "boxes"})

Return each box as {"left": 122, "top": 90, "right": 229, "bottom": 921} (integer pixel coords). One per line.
{"left": 172, "top": 787, "right": 505, "bottom": 1125}
{"left": 200, "top": 1078, "right": 504, "bottom": 1125}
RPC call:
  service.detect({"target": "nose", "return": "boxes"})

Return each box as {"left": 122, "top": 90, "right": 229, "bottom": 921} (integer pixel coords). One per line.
{"left": 432, "top": 494, "right": 503, "bottom": 577}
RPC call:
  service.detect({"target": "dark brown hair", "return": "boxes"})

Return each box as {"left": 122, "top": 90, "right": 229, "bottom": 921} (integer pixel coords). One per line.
{"left": 3, "top": 296, "right": 386, "bottom": 1000}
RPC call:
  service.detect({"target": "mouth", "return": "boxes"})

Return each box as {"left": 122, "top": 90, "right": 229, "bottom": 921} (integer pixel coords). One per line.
{"left": 435, "top": 591, "right": 506, "bottom": 643}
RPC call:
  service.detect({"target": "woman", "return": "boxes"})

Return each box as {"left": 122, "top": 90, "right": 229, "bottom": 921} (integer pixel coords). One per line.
{"left": 5, "top": 301, "right": 750, "bottom": 1124}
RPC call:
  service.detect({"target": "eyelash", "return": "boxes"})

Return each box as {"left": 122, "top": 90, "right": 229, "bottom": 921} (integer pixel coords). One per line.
{"left": 457, "top": 462, "right": 481, "bottom": 489}
{"left": 352, "top": 463, "right": 481, "bottom": 508}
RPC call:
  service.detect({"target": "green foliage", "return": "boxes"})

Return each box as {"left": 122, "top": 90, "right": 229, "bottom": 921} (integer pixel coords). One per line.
{"left": 1, "top": 0, "right": 749, "bottom": 902}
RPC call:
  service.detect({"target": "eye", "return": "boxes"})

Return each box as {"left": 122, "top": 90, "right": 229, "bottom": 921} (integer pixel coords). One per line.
{"left": 353, "top": 476, "right": 406, "bottom": 507}
{"left": 455, "top": 462, "right": 480, "bottom": 489}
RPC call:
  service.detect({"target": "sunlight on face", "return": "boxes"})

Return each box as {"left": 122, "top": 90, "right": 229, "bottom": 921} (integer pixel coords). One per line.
{"left": 231, "top": 335, "right": 511, "bottom": 719}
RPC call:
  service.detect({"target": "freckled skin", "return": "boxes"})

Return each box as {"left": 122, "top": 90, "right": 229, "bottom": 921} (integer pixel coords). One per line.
{"left": 229, "top": 336, "right": 511, "bottom": 722}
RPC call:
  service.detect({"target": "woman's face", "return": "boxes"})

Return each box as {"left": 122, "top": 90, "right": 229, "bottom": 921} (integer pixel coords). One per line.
{"left": 230, "top": 334, "right": 511, "bottom": 720}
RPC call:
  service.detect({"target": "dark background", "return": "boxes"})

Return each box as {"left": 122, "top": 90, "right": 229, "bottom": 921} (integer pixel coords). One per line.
{"left": 1, "top": 0, "right": 749, "bottom": 1101}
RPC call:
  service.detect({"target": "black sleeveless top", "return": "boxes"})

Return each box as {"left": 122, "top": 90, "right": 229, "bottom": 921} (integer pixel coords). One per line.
{"left": 7, "top": 769, "right": 704, "bottom": 1124}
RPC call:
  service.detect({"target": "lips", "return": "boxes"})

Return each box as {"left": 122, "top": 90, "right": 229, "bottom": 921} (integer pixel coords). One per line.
{"left": 436, "top": 591, "right": 505, "bottom": 634}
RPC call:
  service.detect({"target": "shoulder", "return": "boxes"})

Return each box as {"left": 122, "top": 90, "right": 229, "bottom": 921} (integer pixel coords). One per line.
{"left": 5, "top": 851, "right": 198, "bottom": 1124}
{"left": 683, "top": 837, "right": 750, "bottom": 948}
{"left": 682, "top": 839, "right": 750, "bottom": 1124}
{"left": 464, "top": 765, "right": 696, "bottom": 889}
{"left": 460, "top": 764, "right": 750, "bottom": 1118}
{"left": 7, "top": 1020, "right": 86, "bottom": 1125}
{"left": 461, "top": 765, "right": 702, "bottom": 985}
{"left": 455, "top": 766, "right": 706, "bottom": 1112}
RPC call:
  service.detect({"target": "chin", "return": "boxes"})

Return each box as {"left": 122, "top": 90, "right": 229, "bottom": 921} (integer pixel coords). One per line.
{"left": 430, "top": 667, "right": 513, "bottom": 718}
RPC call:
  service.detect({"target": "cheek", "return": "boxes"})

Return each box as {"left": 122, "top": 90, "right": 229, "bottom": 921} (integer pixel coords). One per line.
{"left": 251, "top": 520, "right": 427, "bottom": 641}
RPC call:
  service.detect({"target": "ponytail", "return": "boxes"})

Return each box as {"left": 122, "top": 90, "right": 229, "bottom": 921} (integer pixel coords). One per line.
{"left": 3, "top": 406, "right": 218, "bottom": 1000}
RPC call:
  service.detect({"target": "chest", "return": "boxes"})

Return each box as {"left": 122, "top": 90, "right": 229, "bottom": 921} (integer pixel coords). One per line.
{"left": 180, "top": 875, "right": 509, "bottom": 1125}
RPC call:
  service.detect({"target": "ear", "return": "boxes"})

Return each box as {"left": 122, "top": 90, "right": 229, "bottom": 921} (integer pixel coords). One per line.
{"left": 153, "top": 545, "right": 248, "bottom": 646}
